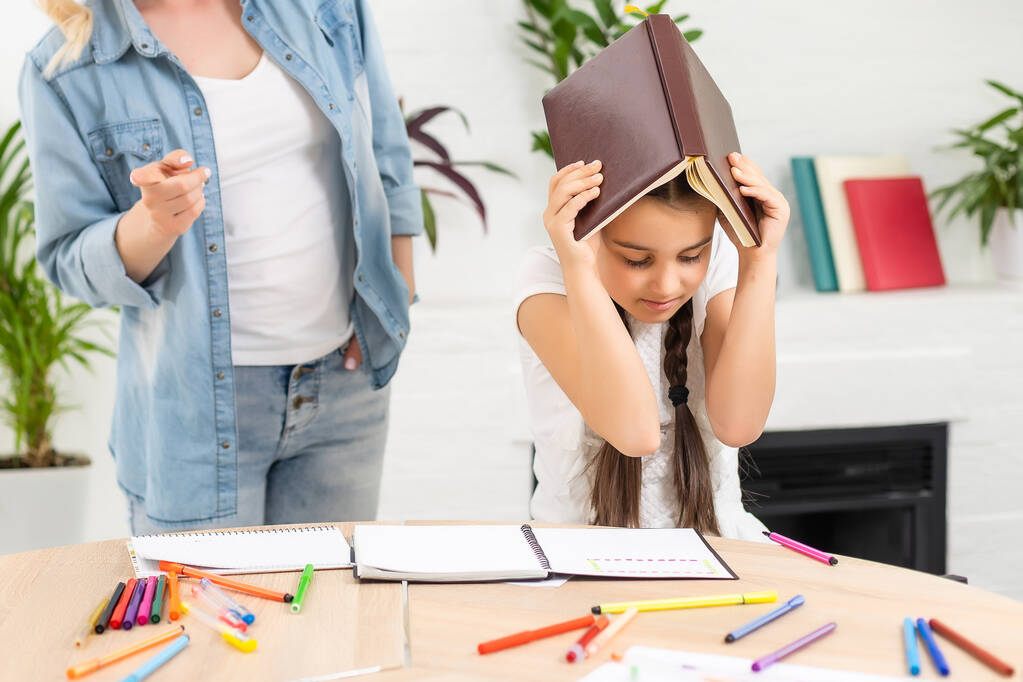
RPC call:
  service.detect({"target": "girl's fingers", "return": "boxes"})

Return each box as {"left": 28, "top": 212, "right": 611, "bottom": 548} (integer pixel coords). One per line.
{"left": 554, "top": 173, "right": 603, "bottom": 207}
{"left": 555, "top": 186, "right": 600, "bottom": 223}
{"left": 145, "top": 167, "right": 211, "bottom": 202}
{"left": 160, "top": 186, "right": 205, "bottom": 216}
{"left": 549, "top": 160, "right": 585, "bottom": 191}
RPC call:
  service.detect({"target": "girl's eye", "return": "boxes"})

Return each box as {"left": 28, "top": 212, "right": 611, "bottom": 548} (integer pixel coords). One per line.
{"left": 679, "top": 249, "right": 706, "bottom": 264}
{"left": 625, "top": 257, "right": 651, "bottom": 268}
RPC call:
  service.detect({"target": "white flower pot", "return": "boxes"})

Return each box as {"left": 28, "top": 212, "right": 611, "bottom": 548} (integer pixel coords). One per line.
{"left": 990, "top": 207, "right": 1023, "bottom": 282}
{"left": 0, "top": 462, "right": 90, "bottom": 554}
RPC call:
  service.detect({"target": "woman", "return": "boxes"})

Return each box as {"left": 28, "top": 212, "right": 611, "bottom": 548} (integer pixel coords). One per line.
{"left": 19, "top": 0, "right": 421, "bottom": 532}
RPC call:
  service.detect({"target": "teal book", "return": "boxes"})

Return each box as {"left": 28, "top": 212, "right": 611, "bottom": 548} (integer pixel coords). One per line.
{"left": 791, "top": 157, "right": 838, "bottom": 292}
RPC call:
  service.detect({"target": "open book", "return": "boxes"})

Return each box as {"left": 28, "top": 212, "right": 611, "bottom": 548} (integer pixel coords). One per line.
{"left": 542, "top": 13, "right": 759, "bottom": 246}
{"left": 351, "top": 525, "right": 737, "bottom": 583}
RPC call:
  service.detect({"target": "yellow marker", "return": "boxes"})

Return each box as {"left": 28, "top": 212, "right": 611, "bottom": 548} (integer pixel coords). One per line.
{"left": 592, "top": 590, "right": 777, "bottom": 615}
{"left": 624, "top": 5, "right": 649, "bottom": 17}
{"left": 73, "top": 598, "right": 109, "bottom": 648}
{"left": 180, "top": 601, "right": 258, "bottom": 653}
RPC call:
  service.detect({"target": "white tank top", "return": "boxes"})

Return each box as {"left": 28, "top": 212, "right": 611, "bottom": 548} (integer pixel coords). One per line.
{"left": 194, "top": 53, "right": 355, "bottom": 366}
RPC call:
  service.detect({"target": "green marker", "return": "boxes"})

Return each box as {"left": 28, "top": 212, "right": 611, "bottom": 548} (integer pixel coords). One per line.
{"left": 150, "top": 575, "right": 166, "bottom": 624}
{"left": 291, "top": 564, "right": 314, "bottom": 614}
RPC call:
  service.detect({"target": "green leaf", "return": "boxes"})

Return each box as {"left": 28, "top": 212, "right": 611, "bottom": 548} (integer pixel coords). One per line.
{"left": 683, "top": 29, "right": 703, "bottom": 42}
{"left": 976, "top": 107, "right": 1019, "bottom": 133}
{"left": 987, "top": 79, "right": 1023, "bottom": 105}
{"left": 593, "top": 0, "right": 616, "bottom": 29}
{"left": 520, "top": 36, "right": 549, "bottom": 56}
{"left": 644, "top": 0, "right": 669, "bottom": 15}
{"left": 531, "top": 130, "right": 554, "bottom": 157}
{"left": 420, "top": 191, "right": 436, "bottom": 251}
{"left": 672, "top": 13, "right": 691, "bottom": 24}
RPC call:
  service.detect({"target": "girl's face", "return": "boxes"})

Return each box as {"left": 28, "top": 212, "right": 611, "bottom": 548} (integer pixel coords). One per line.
{"left": 596, "top": 196, "right": 718, "bottom": 324}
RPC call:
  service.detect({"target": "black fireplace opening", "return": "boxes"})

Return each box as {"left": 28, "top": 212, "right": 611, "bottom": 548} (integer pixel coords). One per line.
{"left": 743, "top": 423, "right": 947, "bottom": 574}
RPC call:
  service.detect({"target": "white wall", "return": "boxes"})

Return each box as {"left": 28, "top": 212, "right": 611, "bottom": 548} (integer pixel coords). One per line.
{"left": 2, "top": 1, "right": 1022, "bottom": 596}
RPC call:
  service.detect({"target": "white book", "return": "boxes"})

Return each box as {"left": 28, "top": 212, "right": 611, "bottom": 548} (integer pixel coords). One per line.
{"left": 351, "top": 525, "right": 737, "bottom": 582}
{"left": 127, "top": 525, "right": 352, "bottom": 578}
{"left": 814, "top": 155, "right": 911, "bottom": 292}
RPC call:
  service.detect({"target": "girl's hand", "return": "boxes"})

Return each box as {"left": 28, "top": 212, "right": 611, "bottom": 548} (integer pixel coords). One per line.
{"left": 727, "top": 152, "right": 789, "bottom": 258}
{"left": 128, "top": 149, "right": 211, "bottom": 240}
{"left": 542, "top": 159, "right": 604, "bottom": 270}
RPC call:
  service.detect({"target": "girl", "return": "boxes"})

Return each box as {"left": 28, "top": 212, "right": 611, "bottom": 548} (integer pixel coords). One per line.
{"left": 516, "top": 154, "right": 789, "bottom": 538}
{"left": 19, "top": 0, "right": 421, "bottom": 532}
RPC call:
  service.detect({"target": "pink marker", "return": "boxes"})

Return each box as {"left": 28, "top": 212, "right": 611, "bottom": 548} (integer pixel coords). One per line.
{"left": 137, "top": 576, "right": 158, "bottom": 625}
{"left": 190, "top": 585, "right": 247, "bottom": 632}
{"left": 763, "top": 531, "right": 838, "bottom": 566}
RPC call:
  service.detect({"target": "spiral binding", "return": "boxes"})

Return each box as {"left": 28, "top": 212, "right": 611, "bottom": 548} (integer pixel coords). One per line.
{"left": 520, "top": 524, "right": 552, "bottom": 571}
{"left": 133, "top": 524, "right": 338, "bottom": 540}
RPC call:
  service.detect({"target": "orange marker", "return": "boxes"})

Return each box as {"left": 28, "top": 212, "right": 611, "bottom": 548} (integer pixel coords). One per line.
{"left": 477, "top": 614, "right": 595, "bottom": 654}
{"left": 66, "top": 625, "right": 184, "bottom": 678}
{"left": 159, "top": 561, "right": 293, "bottom": 603}
{"left": 167, "top": 571, "right": 181, "bottom": 621}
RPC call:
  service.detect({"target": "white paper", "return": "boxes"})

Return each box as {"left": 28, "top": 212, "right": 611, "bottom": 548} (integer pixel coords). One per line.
{"left": 579, "top": 647, "right": 917, "bottom": 682}
{"left": 505, "top": 574, "right": 572, "bottom": 588}
{"left": 129, "top": 525, "right": 352, "bottom": 578}
{"left": 352, "top": 525, "right": 543, "bottom": 576}
{"left": 530, "top": 527, "right": 735, "bottom": 579}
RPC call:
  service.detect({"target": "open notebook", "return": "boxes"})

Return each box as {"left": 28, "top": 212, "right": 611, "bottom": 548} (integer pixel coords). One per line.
{"left": 127, "top": 525, "right": 352, "bottom": 578}
{"left": 351, "top": 525, "right": 737, "bottom": 582}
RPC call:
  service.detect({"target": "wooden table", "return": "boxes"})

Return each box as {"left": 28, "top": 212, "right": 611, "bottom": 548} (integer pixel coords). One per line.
{"left": 1, "top": 524, "right": 1019, "bottom": 681}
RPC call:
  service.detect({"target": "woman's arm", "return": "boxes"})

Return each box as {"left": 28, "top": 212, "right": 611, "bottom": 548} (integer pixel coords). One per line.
{"left": 702, "top": 153, "right": 790, "bottom": 447}
{"left": 518, "top": 161, "right": 661, "bottom": 457}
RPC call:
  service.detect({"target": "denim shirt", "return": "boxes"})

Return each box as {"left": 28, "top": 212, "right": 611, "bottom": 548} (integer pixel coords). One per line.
{"left": 18, "top": 0, "right": 423, "bottom": 524}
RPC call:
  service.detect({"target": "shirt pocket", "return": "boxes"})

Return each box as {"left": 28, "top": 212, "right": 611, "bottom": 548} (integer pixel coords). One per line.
{"left": 314, "top": 0, "right": 366, "bottom": 77}
{"left": 87, "top": 118, "right": 164, "bottom": 213}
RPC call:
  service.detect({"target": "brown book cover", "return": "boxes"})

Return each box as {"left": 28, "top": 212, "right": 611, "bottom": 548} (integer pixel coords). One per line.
{"left": 542, "top": 14, "right": 760, "bottom": 246}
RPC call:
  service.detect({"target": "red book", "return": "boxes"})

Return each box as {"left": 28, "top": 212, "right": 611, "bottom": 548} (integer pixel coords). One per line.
{"left": 843, "top": 177, "right": 945, "bottom": 291}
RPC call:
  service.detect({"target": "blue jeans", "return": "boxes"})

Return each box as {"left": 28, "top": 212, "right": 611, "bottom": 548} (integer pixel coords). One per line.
{"left": 127, "top": 344, "right": 390, "bottom": 534}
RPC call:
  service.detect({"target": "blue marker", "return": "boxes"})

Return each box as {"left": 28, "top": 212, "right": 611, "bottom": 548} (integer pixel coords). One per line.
{"left": 916, "top": 618, "right": 950, "bottom": 676}
{"left": 118, "top": 633, "right": 190, "bottom": 682}
{"left": 724, "top": 595, "right": 805, "bottom": 643}
{"left": 903, "top": 618, "right": 921, "bottom": 676}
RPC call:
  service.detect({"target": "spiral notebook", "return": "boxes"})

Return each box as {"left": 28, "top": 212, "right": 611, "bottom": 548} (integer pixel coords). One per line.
{"left": 350, "top": 525, "right": 737, "bottom": 582}
{"left": 127, "top": 525, "right": 352, "bottom": 578}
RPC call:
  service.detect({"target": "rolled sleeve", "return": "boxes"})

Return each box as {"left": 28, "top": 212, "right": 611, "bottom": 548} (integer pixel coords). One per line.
{"left": 354, "top": 0, "right": 424, "bottom": 238}
{"left": 18, "top": 56, "right": 167, "bottom": 309}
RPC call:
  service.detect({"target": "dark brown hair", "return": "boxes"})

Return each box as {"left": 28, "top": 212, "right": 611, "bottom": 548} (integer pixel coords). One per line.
{"left": 587, "top": 178, "right": 720, "bottom": 532}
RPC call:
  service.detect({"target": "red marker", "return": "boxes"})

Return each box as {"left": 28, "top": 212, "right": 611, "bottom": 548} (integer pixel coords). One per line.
{"left": 763, "top": 531, "right": 838, "bottom": 566}
{"left": 108, "top": 578, "right": 137, "bottom": 630}
{"left": 478, "top": 614, "right": 595, "bottom": 655}
{"left": 566, "top": 615, "right": 609, "bottom": 662}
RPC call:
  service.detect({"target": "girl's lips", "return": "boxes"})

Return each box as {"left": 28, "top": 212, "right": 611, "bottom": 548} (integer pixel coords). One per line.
{"left": 640, "top": 297, "right": 680, "bottom": 311}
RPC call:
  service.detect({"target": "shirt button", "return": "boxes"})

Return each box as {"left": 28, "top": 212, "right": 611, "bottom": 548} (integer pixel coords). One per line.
{"left": 222, "top": 441, "right": 230, "bottom": 449}
{"left": 105, "top": 148, "right": 113, "bottom": 156}
{"left": 216, "top": 371, "right": 224, "bottom": 380}
{"left": 142, "top": 143, "right": 150, "bottom": 151}
{"left": 328, "top": 103, "right": 335, "bottom": 110}
{"left": 247, "top": 14, "right": 254, "bottom": 21}
{"left": 357, "top": 274, "right": 363, "bottom": 282}
{"left": 285, "top": 54, "right": 293, "bottom": 61}
{"left": 194, "top": 107, "right": 203, "bottom": 116}
{"left": 140, "top": 43, "right": 149, "bottom": 49}
{"left": 208, "top": 244, "right": 217, "bottom": 252}
{"left": 213, "top": 309, "right": 222, "bottom": 318}
{"left": 399, "top": 331, "right": 405, "bottom": 339}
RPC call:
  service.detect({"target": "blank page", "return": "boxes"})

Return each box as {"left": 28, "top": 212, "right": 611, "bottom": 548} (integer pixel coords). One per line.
{"left": 352, "top": 525, "right": 544, "bottom": 575}
{"left": 529, "top": 527, "right": 736, "bottom": 579}
{"left": 129, "top": 525, "right": 351, "bottom": 578}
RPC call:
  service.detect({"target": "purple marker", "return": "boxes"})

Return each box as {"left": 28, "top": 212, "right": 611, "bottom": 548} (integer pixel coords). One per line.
{"left": 122, "top": 578, "right": 146, "bottom": 630}
{"left": 751, "top": 622, "right": 837, "bottom": 672}
{"left": 137, "top": 576, "right": 157, "bottom": 625}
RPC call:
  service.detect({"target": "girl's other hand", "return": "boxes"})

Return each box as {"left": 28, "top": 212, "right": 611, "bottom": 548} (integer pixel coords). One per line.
{"left": 727, "top": 152, "right": 789, "bottom": 258}
{"left": 542, "top": 159, "right": 604, "bottom": 271}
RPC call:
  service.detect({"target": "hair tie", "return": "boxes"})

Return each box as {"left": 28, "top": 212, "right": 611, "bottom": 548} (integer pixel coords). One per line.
{"left": 668, "top": 385, "right": 689, "bottom": 407}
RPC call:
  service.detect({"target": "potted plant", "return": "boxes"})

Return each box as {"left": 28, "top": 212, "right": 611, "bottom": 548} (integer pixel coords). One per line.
{"left": 0, "top": 121, "right": 115, "bottom": 553}
{"left": 519, "top": 0, "right": 702, "bottom": 157}
{"left": 931, "top": 80, "right": 1023, "bottom": 281}
{"left": 403, "top": 102, "right": 515, "bottom": 251}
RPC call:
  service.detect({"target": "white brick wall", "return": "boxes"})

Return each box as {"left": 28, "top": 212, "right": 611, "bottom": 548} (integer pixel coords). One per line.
{"left": 2, "top": 2, "right": 1021, "bottom": 598}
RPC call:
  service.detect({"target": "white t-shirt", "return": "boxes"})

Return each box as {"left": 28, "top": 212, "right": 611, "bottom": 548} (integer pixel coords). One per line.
{"left": 194, "top": 53, "right": 355, "bottom": 366}
{"left": 514, "top": 223, "right": 769, "bottom": 541}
